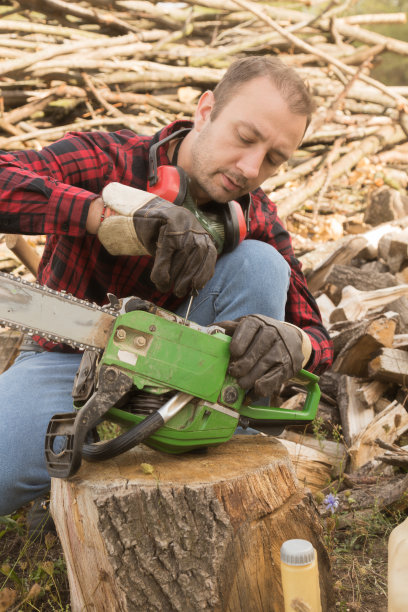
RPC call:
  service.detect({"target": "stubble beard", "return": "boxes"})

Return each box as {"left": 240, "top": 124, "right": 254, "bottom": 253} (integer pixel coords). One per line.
{"left": 189, "top": 126, "right": 248, "bottom": 204}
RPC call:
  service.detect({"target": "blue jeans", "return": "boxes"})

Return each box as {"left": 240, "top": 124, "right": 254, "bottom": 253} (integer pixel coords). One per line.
{"left": 0, "top": 240, "right": 290, "bottom": 515}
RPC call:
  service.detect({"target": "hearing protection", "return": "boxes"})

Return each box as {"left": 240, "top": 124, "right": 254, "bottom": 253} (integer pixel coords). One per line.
{"left": 147, "top": 128, "right": 249, "bottom": 254}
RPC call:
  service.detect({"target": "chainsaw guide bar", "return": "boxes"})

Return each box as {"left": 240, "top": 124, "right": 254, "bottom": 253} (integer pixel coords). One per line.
{"left": 0, "top": 271, "right": 117, "bottom": 351}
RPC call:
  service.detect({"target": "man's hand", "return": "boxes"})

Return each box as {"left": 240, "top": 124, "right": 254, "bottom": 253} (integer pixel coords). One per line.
{"left": 97, "top": 182, "right": 217, "bottom": 297}
{"left": 218, "top": 315, "right": 312, "bottom": 397}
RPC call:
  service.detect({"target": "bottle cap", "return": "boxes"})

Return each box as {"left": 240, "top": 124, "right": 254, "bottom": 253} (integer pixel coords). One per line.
{"left": 280, "top": 539, "right": 315, "bottom": 566}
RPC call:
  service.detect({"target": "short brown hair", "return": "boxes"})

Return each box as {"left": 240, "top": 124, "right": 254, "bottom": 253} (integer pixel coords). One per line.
{"left": 211, "top": 56, "right": 315, "bottom": 126}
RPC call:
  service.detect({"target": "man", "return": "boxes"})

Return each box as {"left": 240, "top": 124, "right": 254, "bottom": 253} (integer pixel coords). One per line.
{"left": 0, "top": 56, "right": 333, "bottom": 517}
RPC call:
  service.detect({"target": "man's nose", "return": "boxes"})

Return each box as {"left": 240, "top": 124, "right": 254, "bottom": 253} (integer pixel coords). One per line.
{"left": 236, "top": 148, "right": 264, "bottom": 180}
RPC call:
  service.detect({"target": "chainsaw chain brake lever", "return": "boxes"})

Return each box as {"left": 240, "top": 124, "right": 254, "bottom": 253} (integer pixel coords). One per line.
{"left": 45, "top": 365, "right": 133, "bottom": 479}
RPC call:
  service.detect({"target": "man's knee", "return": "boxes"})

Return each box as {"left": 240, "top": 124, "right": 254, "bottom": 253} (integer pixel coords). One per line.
{"left": 218, "top": 239, "right": 290, "bottom": 293}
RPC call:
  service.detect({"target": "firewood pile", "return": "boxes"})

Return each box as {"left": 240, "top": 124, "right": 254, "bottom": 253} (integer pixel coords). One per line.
{"left": 1, "top": 0, "right": 408, "bottom": 522}
{"left": 282, "top": 199, "right": 408, "bottom": 525}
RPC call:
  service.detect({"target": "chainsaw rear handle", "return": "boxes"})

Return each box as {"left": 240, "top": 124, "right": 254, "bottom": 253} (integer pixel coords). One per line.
{"left": 45, "top": 365, "right": 133, "bottom": 478}
{"left": 239, "top": 368, "right": 320, "bottom": 425}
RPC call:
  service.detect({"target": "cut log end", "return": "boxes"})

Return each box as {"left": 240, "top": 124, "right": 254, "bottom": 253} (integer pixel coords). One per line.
{"left": 51, "top": 436, "right": 334, "bottom": 612}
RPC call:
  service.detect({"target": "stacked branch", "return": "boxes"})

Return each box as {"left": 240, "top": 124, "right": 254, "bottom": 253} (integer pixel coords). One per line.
{"left": 0, "top": 0, "right": 406, "bottom": 210}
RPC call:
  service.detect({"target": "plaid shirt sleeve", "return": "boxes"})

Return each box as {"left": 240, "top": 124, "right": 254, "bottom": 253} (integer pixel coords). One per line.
{"left": 249, "top": 188, "right": 333, "bottom": 373}
{"left": 0, "top": 131, "right": 129, "bottom": 236}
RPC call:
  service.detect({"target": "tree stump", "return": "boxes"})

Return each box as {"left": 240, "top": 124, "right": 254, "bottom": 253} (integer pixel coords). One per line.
{"left": 51, "top": 436, "right": 334, "bottom": 612}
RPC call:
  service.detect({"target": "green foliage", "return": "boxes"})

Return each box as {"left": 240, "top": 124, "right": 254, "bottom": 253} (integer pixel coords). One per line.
{"left": 312, "top": 415, "right": 327, "bottom": 446}
{"left": 348, "top": 0, "right": 408, "bottom": 86}
{"left": 0, "top": 514, "right": 24, "bottom": 538}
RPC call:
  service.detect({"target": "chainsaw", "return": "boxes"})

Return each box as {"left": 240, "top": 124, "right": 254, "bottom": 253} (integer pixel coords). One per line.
{"left": 0, "top": 271, "right": 320, "bottom": 479}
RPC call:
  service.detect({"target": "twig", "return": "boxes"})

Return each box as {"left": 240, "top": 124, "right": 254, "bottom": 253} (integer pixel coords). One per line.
{"left": 277, "top": 124, "right": 406, "bottom": 218}
{"left": 81, "top": 73, "right": 124, "bottom": 118}
{"left": 0, "top": 116, "right": 153, "bottom": 149}
{"left": 19, "top": 0, "right": 141, "bottom": 34}
{"left": 314, "top": 137, "right": 345, "bottom": 216}
{"left": 0, "top": 19, "right": 105, "bottom": 39}
{"left": 311, "top": 51, "right": 382, "bottom": 134}
{"left": 0, "top": 34, "right": 139, "bottom": 77}
{"left": 231, "top": 0, "right": 408, "bottom": 112}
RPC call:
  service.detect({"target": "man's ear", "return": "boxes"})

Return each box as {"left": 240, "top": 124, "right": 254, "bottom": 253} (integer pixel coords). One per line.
{"left": 194, "top": 90, "right": 215, "bottom": 131}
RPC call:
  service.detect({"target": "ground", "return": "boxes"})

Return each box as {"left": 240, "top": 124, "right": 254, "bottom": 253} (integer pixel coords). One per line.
{"left": 1, "top": 496, "right": 400, "bottom": 611}
{"left": 0, "top": 506, "right": 70, "bottom": 611}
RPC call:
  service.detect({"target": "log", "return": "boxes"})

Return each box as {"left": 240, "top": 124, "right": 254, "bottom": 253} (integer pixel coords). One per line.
{"left": 378, "top": 228, "right": 408, "bottom": 273}
{"left": 305, "top": 235, "right": 368, "bottom": 295}
{"left": 337, "top": 375, "right": 375, "bottom": 447}
{"left": 375, "top": 438, "right": 408, "bottom": 468}
{"left": 5, "top": 234, "right": 41, "bottom": 276}
{"left": 356, "top": 380, "right": 389, "bottom": 408}
{"left": 332, "top": 313, "right": 397, "bottom": 377}
{"left": 0, "top": 328, "right": 23, "bottom": 373}
{"left": 329, "top": 284, "right": 408, "bottom": 323}
{"left": 335, "top": 473, "right": 408, "bottom": 528}
{"left": 348, "top": 400, "right": 408, "bottom": 470}
{"left": 368, "top": 347, "right": 408, "bottom": 384}
{"left": 51, "top": 437, "right": 334, "bottom": 612}
{"left": 234, "top": 0, "right": 408, "bottom": 109}
{"left": 315, "top": 293, "right": 335, "bottom": 329}
{"left": 318, "top": 370, "right": 341, "bottom": 402}
{"left": 364, "top": 186, "right": 408, "bottom": 226}
{"left": 276, "top": 436, "right": 335, "bottom": 492}
{"left": 280, "top": 430, "right": 346, "bottom": 478}
{"left": 324, "top": 263, "right": 397, "bottom": 305}
{"left": 387, "top": 296, "right": 408, "bottom": 333}
{"left": 301, "top": 219, "right": 408, "bottom": 293}
{"left": 333, "top": 18, "right": 408, "bottom": 58}
{"left": 393, "top": 333, "right": 408, "bottom": 349}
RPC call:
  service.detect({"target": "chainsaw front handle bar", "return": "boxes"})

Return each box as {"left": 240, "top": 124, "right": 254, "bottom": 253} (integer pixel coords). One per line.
{"left": 82, "top": 391, "right": 193, "bottom": 462}
{"left": 46, "top": 364, "right": 193, "bottom": 478}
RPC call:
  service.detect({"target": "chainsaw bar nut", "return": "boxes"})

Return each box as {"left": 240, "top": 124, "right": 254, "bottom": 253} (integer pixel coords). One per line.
{"left": 134, "top": 335, "right": 147, "bottom": 348}
{"left": 115, "top": 328, "right": 127, "bottom": 341}
{"left": 222, "top": 385, "right": 239, "bottom": 405}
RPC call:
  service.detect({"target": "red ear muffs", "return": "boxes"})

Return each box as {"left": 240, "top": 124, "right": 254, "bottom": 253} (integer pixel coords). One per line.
{"left": 147, "top": 165, "right": 188, "bottom": 206}
{"left": 222, "top": 200, "right": 247, "bottom": 252}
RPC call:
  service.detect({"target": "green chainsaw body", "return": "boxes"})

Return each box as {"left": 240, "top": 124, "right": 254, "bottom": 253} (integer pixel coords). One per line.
{"left": 100, "top": 309, "right": 320, "bottom": 454}
{"left": 45, "top": 306, "right": 320, "bottom": 477}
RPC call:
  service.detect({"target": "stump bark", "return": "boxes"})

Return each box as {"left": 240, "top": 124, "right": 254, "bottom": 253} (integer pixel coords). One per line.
{"left": 51, "top": 436, "right": 334, "bottom": 612}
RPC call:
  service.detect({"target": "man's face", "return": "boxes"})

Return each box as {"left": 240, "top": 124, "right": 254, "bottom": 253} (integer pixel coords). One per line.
{"left": 186, "top": 76, "right": 307, "bottom": 204}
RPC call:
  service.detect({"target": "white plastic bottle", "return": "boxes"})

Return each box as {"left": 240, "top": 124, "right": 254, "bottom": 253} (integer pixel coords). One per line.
{"left": 388, "top": 516, "right": 408, "bottom": 612}
{"left": 280, "top": 539, "right": 322, "bottom": 612}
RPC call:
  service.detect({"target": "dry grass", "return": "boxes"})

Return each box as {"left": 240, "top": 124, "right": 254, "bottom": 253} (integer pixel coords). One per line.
{"left": 323, "top": 504, "right": 404, "bottom": 611}
{"left": 0, "top": 505, "right": 70, "bottom": 611}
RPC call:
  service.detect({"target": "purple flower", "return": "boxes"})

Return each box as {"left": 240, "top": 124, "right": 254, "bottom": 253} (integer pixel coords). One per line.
{"left": 324, "top": 493, "right": 339, "bottom": 514}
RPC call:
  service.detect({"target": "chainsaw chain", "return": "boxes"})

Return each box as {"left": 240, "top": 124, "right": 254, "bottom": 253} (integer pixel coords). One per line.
{"left": 0, "top": 270, "right": 118, "bottom": 352}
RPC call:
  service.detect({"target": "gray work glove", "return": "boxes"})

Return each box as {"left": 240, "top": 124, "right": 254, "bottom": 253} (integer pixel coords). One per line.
{"left": 218, "top": 315, "right": 312, "bottom": 397}
{"left": 98, "top": 182, "right": 217, "bottom": 297}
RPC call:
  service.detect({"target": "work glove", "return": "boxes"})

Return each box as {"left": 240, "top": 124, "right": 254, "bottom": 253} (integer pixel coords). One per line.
{"left": 218, "top": 315, "right": 312, "bottom": 397}
{"left": 98, "top": 182, "right": 217, "bottom": 297}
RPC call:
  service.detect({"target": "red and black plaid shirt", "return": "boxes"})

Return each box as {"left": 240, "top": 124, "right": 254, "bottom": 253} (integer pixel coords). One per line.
{"left": 0, "top": 120, "right": 333, "bottom": 372}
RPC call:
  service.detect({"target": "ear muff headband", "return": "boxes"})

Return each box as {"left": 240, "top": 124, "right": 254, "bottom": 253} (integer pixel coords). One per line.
{"left": 147, "top": 128, "right": 191, "bottom": 206}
